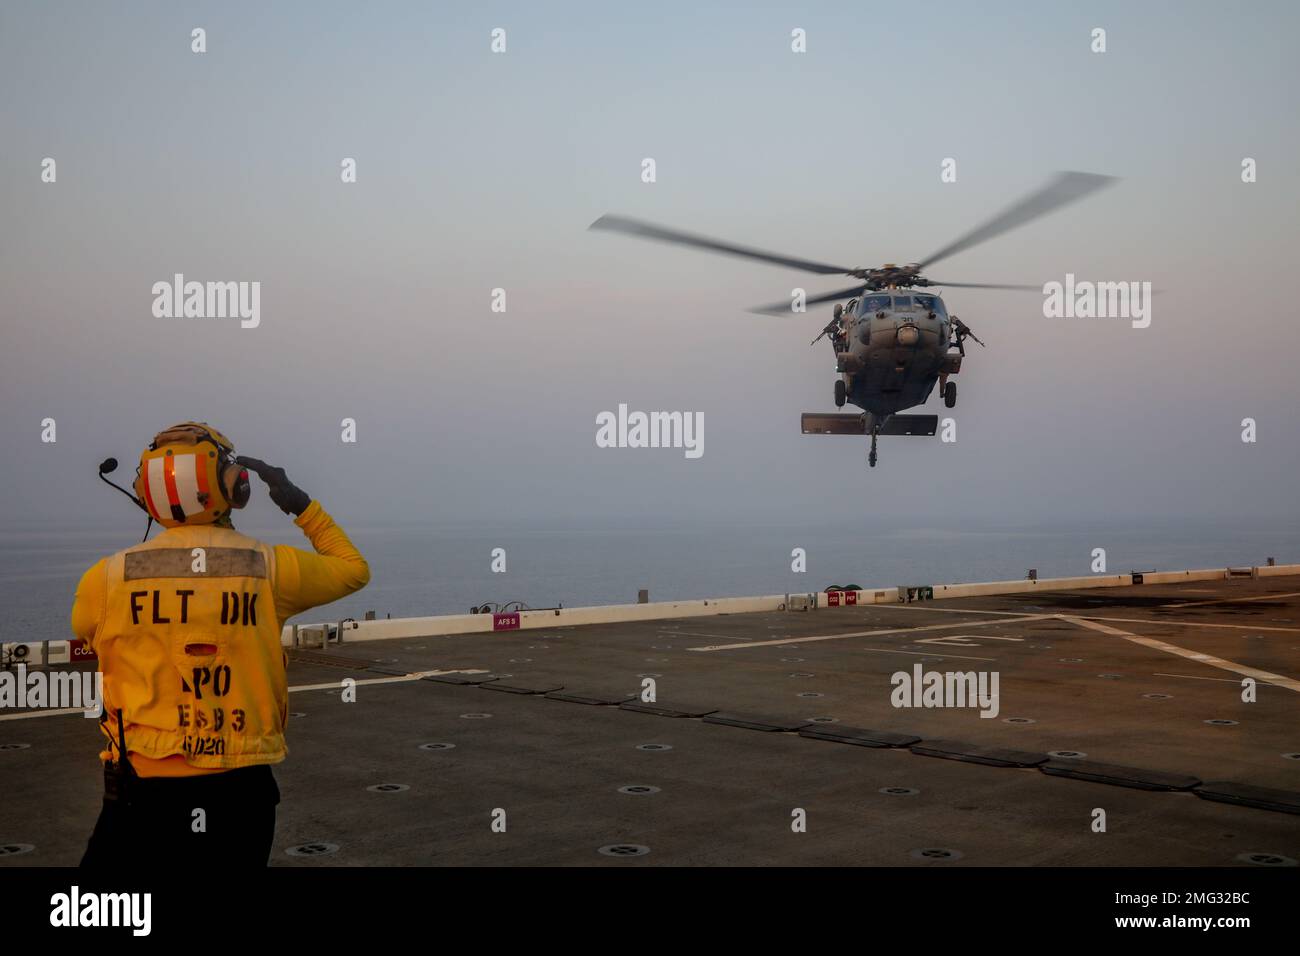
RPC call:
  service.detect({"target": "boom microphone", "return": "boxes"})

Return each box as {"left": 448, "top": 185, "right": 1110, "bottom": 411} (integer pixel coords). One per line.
{"left": 97, "top": 457, "right": 147, "bottom": 512}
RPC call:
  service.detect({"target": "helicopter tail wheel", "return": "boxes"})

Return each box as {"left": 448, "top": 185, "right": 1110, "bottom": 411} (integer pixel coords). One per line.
{"left": 944, "top": 381, "right": 956, "bottom": 408}
{"left": 834, "top": 379, "right": 846, "bottom": 408}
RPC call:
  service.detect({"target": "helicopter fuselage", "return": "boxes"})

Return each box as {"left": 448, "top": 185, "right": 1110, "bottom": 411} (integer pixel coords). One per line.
{"left": 591, "top": 170, "right": 1114, "bottom": 467}
{"left": 833, "top": 290, "right": 956, "bottom": 418}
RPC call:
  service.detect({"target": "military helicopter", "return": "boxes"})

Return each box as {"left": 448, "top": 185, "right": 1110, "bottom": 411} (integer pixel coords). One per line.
{"left": 591, "top": 171, "right": 1114, "bottom": 466}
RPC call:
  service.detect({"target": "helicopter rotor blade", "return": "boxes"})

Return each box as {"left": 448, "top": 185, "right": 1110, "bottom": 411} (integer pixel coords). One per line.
{"left": 748, "top": 283, "right": 870, "bottom": 316}
{"left": 925, "top": 280, "right": 1041, "bottom": 291}
{"left": 916, "top": 171, "right": 1116, "bottom": 271}
{"left": 589, "top": 214, "right": 855, "bottom": 276}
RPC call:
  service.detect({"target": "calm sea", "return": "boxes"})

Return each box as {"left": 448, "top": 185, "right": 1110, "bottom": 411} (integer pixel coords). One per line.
{"left": 2, "top": 517, "right": 1295, "bottom": 644}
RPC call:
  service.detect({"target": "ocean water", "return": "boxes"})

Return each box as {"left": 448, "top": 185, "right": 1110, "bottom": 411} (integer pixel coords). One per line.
{"left": 2, "top": 517, "right": 1296, "bottom": 645}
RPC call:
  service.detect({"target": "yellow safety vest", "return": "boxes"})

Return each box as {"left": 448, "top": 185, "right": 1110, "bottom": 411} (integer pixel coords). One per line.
{"left": 95, "top": 525, "right": 288, "bottom": 770}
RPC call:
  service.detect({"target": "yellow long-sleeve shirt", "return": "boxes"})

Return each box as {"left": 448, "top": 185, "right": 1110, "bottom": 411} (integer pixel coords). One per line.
{"left": 71, "top": 500, "right": 369, "bottom": 776}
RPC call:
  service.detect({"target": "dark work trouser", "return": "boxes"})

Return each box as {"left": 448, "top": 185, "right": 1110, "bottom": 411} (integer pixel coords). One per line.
{"left": 81, "top": 764, "right": 280, "bottom": 868}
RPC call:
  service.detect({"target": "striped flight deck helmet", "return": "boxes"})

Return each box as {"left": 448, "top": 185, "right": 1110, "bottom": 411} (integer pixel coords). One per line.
{"left": 132, "top": 422, "right": 250, "bottom": 527}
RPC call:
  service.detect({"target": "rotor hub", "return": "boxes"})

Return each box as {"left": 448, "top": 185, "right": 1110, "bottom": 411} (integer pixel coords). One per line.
{"left": 851, "top": 263, "right": 924, "bottom": 289}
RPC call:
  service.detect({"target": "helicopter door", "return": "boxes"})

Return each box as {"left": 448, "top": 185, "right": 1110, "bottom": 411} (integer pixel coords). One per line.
{"left": 837, "top": 300, "right": 857, "bottom": 351}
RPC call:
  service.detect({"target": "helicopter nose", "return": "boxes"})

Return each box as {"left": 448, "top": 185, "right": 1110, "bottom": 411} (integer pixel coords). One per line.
{"left": 896, "top": 324, "right": 920, "bottom": 346}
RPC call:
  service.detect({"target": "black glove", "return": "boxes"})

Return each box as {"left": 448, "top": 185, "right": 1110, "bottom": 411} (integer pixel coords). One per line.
{"left": 236, "top": 456, "right": 312, "bottom": 516}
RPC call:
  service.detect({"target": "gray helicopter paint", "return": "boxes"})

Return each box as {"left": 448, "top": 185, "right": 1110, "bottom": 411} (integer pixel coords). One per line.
{"left": 840, "top": 297, "right": 951, "bottom": 417}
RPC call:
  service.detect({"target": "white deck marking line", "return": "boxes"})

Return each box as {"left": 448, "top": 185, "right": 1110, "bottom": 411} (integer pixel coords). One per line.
{"left": 0, "top": 669, "right": 489, "bottom": 721}
{"left": 915, "top": 635, "right": 1024, "bottom": 648}
{"left": 1154, "top": 672, "right": 1293, "bottom": 688}
{"left": 686, "top": 614, "right": 1055, "bottom": 652}
{"left": 873, "top": 600, "right": 1300, "bottom": 632}
{"left": 800, "top": 600, "right": 1300, "bottom": 632}
{"left": 1155, "top": 672, "right": 1254, "bottom": 684}
{"left": 1062, "top": 616, "right": 1300, "bottom": 694}
{"left": 0, "top": 706, "right": 88, "bottom": 722}
{"left": 1160, "top": 591, "right": 1300, "bottom": 609}
{"left": 657, "top": 630, "right": 758, "bottom": 642}
{"left": 871, "top": 605, "right": 1046, "bottom": 616}
{"left": 1072, "top": 614, "right": 1300, "bottom": 633}
{"left": 860, "top": 647, "right": 997, "bottom": 662}
{"left": 288, "top": 668, "right": 487, "bottom": 693}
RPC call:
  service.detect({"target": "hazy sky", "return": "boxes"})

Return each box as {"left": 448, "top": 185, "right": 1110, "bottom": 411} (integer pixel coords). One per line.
{"left": 3, "top": 0, "right": 1298, "bottom": 531}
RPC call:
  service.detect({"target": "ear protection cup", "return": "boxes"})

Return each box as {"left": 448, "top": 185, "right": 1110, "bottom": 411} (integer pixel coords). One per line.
{"left": 221, "top": 460, "right": 251, "bottom": 509}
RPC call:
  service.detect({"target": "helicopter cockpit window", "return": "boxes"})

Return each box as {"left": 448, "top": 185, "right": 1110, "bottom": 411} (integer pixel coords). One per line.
{"left": 861, "top": 294, "right": 891, "bottom": 314}
{"left": 892, "top": 295, "right": 913, "bottom": 311}
{"left": 913, "top": 294, "right": 947, "bottom": 317}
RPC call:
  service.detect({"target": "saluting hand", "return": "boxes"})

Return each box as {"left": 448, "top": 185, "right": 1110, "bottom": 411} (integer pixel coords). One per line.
{"left": 236, "top": 457, "right": 312, "bottom": 517}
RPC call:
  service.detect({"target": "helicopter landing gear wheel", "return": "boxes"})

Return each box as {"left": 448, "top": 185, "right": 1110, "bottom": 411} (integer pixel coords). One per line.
{"left": 944, "top": 381, "right": 956, "bottom": 408}
{"left": 868, "top": 427, "right": 879, "bottom": 468}
{"left": 834, "top": 379, "right": 846, "bottom": 408}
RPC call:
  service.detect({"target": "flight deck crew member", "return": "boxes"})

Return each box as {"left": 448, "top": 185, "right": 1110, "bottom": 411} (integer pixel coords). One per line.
{"left": 73, "top": 422, "right": 370, "bottom": 866}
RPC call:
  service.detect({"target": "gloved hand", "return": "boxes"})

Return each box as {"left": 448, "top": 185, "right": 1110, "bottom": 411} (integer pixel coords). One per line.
{"left": 236, "top": 456, "right": 312, "bottom": 516}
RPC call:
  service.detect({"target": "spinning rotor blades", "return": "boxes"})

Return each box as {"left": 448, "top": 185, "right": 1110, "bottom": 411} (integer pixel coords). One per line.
{"left": 916, "top": 171, "right": 1116, "bottom": 271}
{"left": 750, "top": 283, "right": 870, "bottom": 316}
{"left": 589, "top": 170, "right": 1117, "bottom": 314}
{"left": 588, "top": 214, "right": 852, "bottom": 276}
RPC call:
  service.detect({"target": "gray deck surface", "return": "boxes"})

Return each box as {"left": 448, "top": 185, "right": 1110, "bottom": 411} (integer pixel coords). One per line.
{"left": 3, "top": 574, "right": 1298, "bottom": 866}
